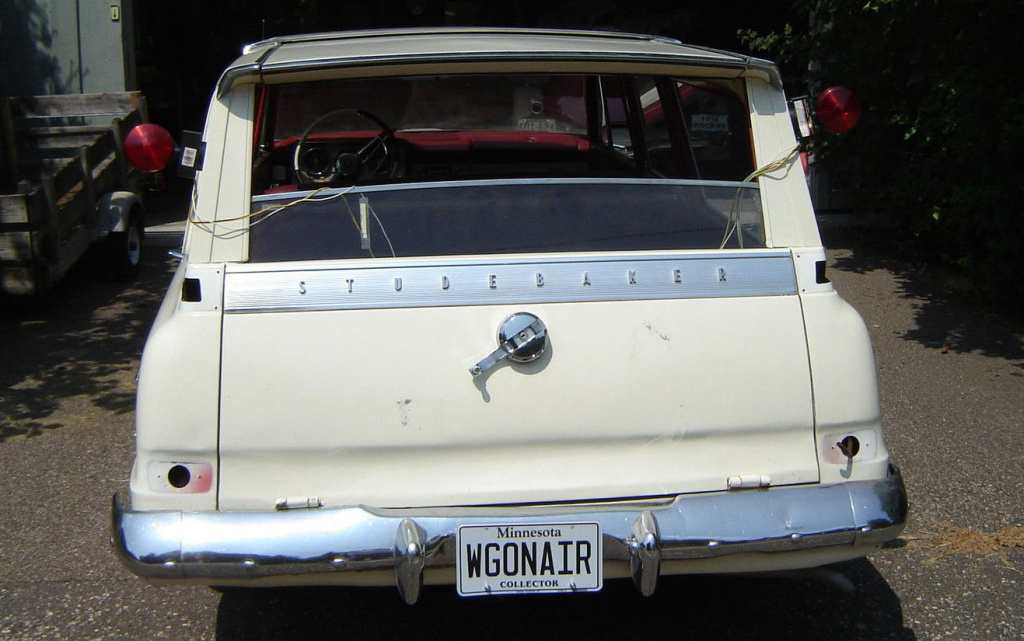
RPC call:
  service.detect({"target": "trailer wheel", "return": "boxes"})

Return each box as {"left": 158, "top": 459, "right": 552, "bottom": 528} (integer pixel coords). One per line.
{"left": 107, "top": 212, "right": 144, "bottom": 278}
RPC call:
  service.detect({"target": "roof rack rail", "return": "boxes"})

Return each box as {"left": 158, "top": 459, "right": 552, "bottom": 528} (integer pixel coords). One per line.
{"left": 241, "top": 28, "right": 683, "bottom": 55}
{"left": 218, "top": 28, "right": 779, "bottom": 97}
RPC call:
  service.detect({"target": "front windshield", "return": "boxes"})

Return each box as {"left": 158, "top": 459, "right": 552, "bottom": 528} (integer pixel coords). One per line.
{"left": 247, "top": 72, "right": 762, "bottom": 260}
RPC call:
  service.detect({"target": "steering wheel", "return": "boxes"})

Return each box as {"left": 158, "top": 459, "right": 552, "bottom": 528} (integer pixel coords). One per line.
{"left": 293, "top": 109, "right": 396, "bottom": 185}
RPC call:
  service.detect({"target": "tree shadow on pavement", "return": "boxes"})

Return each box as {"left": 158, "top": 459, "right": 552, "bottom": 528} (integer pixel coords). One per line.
{"left": 0, "top": 249, "right": 175, "bottom": 441}
{"left": 215, "top": 559, "right": 915, "bottom": 641}
{"left": 823, "top": 222, "right": 1024, "bottom": 372}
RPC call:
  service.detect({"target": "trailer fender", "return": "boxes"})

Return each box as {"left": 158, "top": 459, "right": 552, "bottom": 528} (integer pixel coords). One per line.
{"left": 99, "top": 191, "right": 145, "bottom": 278}
{"left": 97, "top": 191, "right": 144, "bottom": 237}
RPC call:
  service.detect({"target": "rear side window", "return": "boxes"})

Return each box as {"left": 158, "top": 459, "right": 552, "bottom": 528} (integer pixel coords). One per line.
{"left": 677, "top": 80, "right": 754, "bottom": 180}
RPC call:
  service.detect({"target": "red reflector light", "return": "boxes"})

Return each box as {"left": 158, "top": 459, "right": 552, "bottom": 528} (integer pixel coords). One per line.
{"left": 124, "top": 124, "right": 175, "bottom": 173}
{"left": 816, "top": 86, "right": 861, "bottom": 134}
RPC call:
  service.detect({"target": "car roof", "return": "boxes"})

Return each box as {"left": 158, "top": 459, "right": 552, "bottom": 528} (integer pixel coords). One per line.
{"left": 217, "top": 28, "right": 779, "bottom": 97}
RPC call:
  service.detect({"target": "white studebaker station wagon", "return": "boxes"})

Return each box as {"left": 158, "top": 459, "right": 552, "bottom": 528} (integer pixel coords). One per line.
{"left": 113, "top": 28, "right": 906, "bottom": 603}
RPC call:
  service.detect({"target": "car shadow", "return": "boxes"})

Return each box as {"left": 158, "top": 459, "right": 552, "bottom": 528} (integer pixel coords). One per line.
{"left": 214, "top": 559, "right": 915, "bottom": 641}
{"left": 0, "top": 247, "right": 176, "bottom": 441}
{"left": 822, "top": 220, "right": 1024, "bottom": 373}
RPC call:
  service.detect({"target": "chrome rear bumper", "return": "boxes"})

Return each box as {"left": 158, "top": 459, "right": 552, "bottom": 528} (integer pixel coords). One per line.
{"left": 112, "top": 466, "right": 906, "bottom": 603}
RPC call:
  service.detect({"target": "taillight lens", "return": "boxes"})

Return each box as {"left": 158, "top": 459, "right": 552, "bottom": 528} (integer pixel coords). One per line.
{"left": 124, "top": 123, "right": 175, "bottom": 172}
{"left": 816, "top": 86, "right": 861, "bottom": 134}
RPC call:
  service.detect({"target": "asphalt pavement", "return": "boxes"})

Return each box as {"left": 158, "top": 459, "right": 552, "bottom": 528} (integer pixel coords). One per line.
{"left": 0, "top": 192, "right": 1021, "bottom": 640}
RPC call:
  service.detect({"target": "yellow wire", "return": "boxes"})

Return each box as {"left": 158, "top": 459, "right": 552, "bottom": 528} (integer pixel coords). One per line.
{"left": 188, "top": 187, "right": 331, "bottom": 227}
{"left": 744, "top": 145, "right": 800, "bottom": 182}
{"left": 720, "top": 145, "right": 801, "bottom": 248}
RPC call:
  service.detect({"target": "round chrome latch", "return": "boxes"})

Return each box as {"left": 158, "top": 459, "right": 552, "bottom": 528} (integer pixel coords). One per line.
{"left": 469, "top": 312, "right": 548, "bottom": 377}
{"left": 498, "top": 312, "right": 547, "bottom": 363}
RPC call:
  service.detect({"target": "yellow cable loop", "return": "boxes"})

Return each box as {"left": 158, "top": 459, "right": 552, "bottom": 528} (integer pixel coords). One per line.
{"left": 743, "top": 145, "right": 801, "bottom": 182}
{"left": 720, "top": 145, "right": 801, "bottom": 249}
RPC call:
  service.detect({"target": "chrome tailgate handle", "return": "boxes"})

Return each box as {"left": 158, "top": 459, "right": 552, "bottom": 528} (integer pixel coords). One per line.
{"left": 470, "top": 313, "right": 547, "bottom": 377}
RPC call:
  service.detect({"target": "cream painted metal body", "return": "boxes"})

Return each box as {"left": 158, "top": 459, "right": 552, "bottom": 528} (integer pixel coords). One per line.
{"left": 117, "top": 29, "right": 905, "bottom": 599}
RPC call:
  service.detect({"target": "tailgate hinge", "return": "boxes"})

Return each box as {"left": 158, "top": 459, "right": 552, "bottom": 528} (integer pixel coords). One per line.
{"left": 727, "top": 475, "right": 772, "bottom": 490}
{"left": 275, "top": 496, "right": 323, "bottom": 510}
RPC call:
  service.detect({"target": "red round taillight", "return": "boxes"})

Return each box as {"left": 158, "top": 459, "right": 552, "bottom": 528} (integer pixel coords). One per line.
{"left": 124, "top": 123, "right": 175, "bottom": 173}
{"left": 816, "top": 86, "right": 861, "bottom": 134}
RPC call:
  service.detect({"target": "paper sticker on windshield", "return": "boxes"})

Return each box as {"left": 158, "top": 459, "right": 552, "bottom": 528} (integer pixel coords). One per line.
{"left": 691, "top": 114, "right": 729, "bottom": 133}
{"left": 517, "top": 118, "right": 558, "bottom": 132}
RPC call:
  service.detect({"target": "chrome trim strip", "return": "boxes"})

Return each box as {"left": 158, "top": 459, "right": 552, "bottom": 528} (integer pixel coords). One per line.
{"left": 259, "top": 51, "right": 748, "bottom": 77}
{"left": 228, "top": 249, "right": 784, "bottom": 272}
{"left": 250, "top": 177, "right": 758, "bottom": 205}
{"left": 223, "top": 253, "right": 797, "bottom": 313}
{"left": 217, "top": 63, "right": 262, "bottom": 99}
{"left": 217, "top": 42, "right": 279, "bottom": 97}
{"left": 112, "top": 467, "right": 907, "bottom": 585}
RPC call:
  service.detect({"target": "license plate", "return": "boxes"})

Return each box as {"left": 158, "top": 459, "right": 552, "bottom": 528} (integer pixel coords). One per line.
{"left": 456, "top": 522, "right": 602, "bottom": 596}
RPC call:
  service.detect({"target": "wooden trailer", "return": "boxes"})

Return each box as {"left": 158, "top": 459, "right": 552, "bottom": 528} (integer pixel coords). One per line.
{"left": 0, "top": 92, "right": 149, "bottom": 296}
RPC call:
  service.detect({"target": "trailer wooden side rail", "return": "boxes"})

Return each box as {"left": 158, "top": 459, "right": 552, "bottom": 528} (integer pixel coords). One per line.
{"left": 0, "top": 92, "right": 149, "bottom": 296}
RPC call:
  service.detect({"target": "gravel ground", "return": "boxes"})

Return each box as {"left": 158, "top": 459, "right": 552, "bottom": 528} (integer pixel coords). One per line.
{"left": 0, "top": 203, "right": 1020, "bottom": 640}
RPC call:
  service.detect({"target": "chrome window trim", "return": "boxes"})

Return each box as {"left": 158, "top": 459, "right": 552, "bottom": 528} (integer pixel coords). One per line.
{"left": 250, "top": 177, "right": 758, "bottom": 205}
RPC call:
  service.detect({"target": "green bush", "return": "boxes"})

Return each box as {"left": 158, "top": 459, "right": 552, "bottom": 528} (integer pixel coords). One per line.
{"left": 742, "top": 0, "right": 1024, "bottom": 316}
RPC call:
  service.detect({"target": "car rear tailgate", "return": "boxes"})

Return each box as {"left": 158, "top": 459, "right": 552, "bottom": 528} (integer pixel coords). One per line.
{"left": 216, "top": 251, "right": 818, "bottom": 509}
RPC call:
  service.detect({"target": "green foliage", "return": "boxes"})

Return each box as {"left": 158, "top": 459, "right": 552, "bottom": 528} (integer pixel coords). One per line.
{"left": 742, "top": 0, "right": 1024, "bottom": 315}
{"left": 737, "top": 24, "right": 799, "bottom": 64}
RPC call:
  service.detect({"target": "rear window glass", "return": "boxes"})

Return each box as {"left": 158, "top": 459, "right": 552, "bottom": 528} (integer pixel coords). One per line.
{"left": 245, "top": 73, "right": 762, "bottom": 260}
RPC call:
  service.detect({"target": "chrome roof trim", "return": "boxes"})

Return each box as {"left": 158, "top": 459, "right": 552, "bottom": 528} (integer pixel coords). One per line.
{"left": 216, "top": 28, "right": 779, "bottom": 97}
{"left": 257, "top": 51, "right": 747, "bottom": 78}
{"left": 242, "top": 27, "right": 687, "bottom": 51}
{"left": 217, "top": 63, "right": 261, "bottom": 98}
